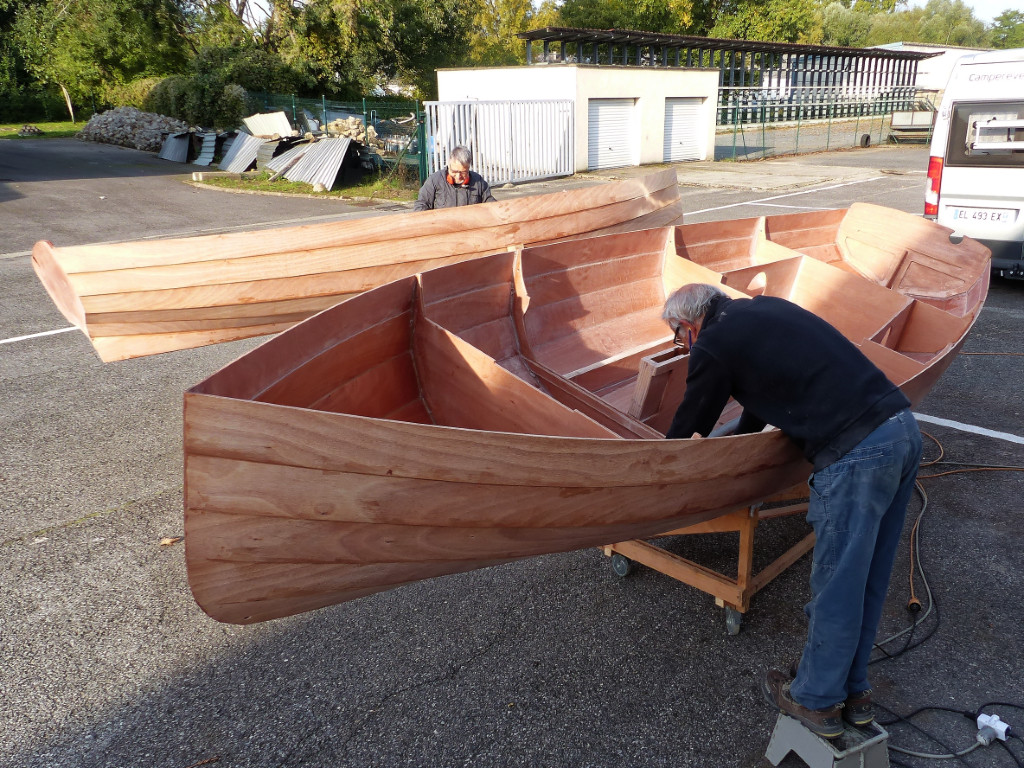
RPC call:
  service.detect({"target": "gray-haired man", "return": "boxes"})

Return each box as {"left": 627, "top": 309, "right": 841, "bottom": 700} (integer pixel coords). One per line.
{"left": 413, "top": 145, "right": 496, "bottom": 212}
{"left": 662, "top": 282, "right": 922, "bottom": 739}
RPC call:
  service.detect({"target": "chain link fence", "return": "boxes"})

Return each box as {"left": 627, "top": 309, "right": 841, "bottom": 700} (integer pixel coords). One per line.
{"left": 251, "top": 92, "right": 426, "bottom": 181}
{"left": 715, "top": 86, "right": 937, "bottom": 161}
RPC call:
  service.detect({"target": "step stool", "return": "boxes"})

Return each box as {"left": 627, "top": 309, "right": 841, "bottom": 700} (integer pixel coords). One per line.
{"left": 765, "top": 714, "right": 890, "bottom": 768}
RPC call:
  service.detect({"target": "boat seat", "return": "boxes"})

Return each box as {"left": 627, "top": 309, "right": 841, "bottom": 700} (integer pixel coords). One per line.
{"left": 628, "top": 347, "right": 689, "bottom": 421}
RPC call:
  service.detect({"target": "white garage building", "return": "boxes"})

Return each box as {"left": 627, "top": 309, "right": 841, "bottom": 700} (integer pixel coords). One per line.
{"left": 434, "top": 65, "right": 719, "bottom": 175}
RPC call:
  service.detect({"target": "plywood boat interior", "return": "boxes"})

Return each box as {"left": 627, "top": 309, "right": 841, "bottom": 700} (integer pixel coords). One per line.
{"left": 194, "top": 203, "right": 986, "bottom": 438}
{"left": 32, "top": 170, "right": 683, "bottom": 361}
{"left": 184, "top": 203, "right": 989, "bottom": 623}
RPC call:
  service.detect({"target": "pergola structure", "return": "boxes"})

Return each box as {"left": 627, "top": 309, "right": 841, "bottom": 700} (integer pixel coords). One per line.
{"left": 518, "top": 27, "right": 935, "bottom": 88}
{"left": 517, "top": 28, "right": 938, "bottom": 125}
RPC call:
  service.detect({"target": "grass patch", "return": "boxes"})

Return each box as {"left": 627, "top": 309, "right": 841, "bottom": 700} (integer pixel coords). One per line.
{"left": 201, "top": 167, "right": 419, "bottom": 202}
{"left": 0, "top": 121, "right": 81, "bottom": 139}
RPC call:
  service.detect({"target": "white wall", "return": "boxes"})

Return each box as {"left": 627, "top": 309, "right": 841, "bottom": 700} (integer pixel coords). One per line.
{"left": 437, "top": 65, "right": 720, "bottom": 172}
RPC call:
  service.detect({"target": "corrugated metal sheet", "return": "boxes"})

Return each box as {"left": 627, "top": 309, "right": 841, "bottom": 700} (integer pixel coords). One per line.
{"left": 242, "top": 111, "right": 295, "bottom": 138}
{"left": 266, "top": 141, "right": 315, "bottom": 172}
{"left": 256, "top": 140, "right": 281, "bottom": 170}
{"left": 219, "top": 132, "right": 237, "bottom": 158}
{"left": 219, "top": 133, "right": 265, "bottom": 173}
{"left": 284, "top": 137, "right": 352, "bottom": 189}
{"left": 158, "top": 132, "right": 190, "bottom": 163}
{"left": 194, "top": 133, "right": 217, "bottom": 166}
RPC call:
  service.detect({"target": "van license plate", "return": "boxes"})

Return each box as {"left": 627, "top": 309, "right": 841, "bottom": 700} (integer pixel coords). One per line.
{"left": 951, "top": 207, "right": 1014, "bottom": 223}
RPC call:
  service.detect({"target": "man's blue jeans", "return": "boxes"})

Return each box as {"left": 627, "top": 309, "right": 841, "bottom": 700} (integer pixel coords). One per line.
{"left": 788, "top": 408, "right": 923, "bottom": 710}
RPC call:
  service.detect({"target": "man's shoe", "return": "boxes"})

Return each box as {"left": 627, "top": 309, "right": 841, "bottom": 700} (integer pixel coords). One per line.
{"left": 844, "top": 690, "right": 874, "bottom": 726}
{"left": 787, "top": 659, "right": 874, "bottom": 727}
{"left": 761, "top": 669, "right": 845, "bottom": 739}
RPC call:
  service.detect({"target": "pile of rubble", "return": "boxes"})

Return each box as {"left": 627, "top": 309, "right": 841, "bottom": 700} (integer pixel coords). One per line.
{"left": 326, "top": 116, "right": 377, "bottom": 145}
{"left": 18, "top": 125, "right": 43, "bottom": 136}
{"left": 77, "top": 107, "right": 188, "bottom": 152}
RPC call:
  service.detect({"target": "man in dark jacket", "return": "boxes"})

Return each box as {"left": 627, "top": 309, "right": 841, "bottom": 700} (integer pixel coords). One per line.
{"left": 663, "top": 283, "right": 922, "bottom": 739}
{"left": 413, "top": 145, "right": 496, "bottom": 212}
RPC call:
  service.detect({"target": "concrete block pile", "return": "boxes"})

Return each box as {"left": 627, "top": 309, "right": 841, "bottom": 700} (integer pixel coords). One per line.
{"left": 77, "top": 107, "right": 188, "bottom": 152}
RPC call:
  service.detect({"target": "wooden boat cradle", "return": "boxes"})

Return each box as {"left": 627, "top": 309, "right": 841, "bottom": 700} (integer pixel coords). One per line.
{"left": 31, "top": 170, "right": 683, "bottom": 362}
{"left": 184, "top": 202, "right": 989, "bottom": 624}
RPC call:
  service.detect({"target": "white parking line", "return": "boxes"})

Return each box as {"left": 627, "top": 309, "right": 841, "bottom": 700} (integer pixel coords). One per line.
{"left": 688, "top": 176, "right": 883, "bottom": 216}
{"left": 748, "top": 203, "right": 830, "bottom": 210}
{"left": 0, "top": 327, "right": 77, "bottom": 345}
{"left": 914, "top": 413, "right": 1024, "bottom": 446}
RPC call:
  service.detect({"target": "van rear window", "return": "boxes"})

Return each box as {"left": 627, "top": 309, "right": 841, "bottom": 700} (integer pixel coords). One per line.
{"left": 946, "top": 100, "right": 1024, "bottom": 167}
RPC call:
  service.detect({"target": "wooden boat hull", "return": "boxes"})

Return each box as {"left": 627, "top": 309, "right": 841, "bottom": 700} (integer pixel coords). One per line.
{"left": 31, "top": 170, "right": 683, "bottom": 362}
{"left": 184, "top": 205, "right": 989, "bottom": 624}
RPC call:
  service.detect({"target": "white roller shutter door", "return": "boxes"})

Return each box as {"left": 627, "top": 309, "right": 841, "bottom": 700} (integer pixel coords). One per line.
{"left": 588, "top": 98, "right": 635, "bottom": 170}
{"left": 663, "top": 98, "right": 703, "bottom": 162}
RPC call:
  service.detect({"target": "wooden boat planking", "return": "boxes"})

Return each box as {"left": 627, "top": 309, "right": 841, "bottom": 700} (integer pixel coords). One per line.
{"left": 184, "top": 204, "right": 989, "bottom": 624}
{"left": 31, "top": 170, "right": 683, "bottom": 362}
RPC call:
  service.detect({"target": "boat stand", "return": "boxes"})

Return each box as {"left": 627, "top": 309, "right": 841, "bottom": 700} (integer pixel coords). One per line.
{"left": 601, "top": 485, "right": 814, "bottom": 635}
{"left": 765, "top": 714, "right": 890, "bottom": 768}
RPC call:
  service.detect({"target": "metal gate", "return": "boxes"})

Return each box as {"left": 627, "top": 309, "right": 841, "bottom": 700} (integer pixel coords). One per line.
{"left": 663, "top": 98, "right": 704, "bottom": 162}
{"left": 588, "top": 98, "right": 635, "bottom": 170}
{"left": 424, "top": 100, "right": 574, "bottom": 185}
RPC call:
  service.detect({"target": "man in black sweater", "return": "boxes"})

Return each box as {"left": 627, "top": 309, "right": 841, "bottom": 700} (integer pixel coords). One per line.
{"left": 663, "top": 283, "right": 922, "bottom": 739}
{"left": 413, "top": 145, "right": 496, "bottom": 212}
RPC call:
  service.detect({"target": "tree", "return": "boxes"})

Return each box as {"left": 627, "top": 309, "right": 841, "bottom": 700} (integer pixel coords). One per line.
{"left": 990, "top": 9, "right": 1024, "bottom": 49}
{"left": 710, "top": 0, "right": 821, "bottom": 43}
{"left": 267, "top": 0, "right": 472, "bottom": 99}
{"left": 468, "top": 0, "right": 535, "bottom": 66}
{"left": 13, "top": 0, "right": 189, "bottom": 119}
{"left": 821, "top": 1, "right": 872, "bottom": 46}
{"left": 860, "top": 0, "right": 988, "bottom": 46}
{"left": 551, "top": 0, "right": 718, "bottom": 35}
{"left": 852, "top": 0, "right": 906, "bottom": 12}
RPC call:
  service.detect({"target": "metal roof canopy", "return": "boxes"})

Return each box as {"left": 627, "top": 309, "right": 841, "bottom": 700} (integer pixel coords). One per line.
{"left": 517, "top": 27, "right": 940, "bottom": 62}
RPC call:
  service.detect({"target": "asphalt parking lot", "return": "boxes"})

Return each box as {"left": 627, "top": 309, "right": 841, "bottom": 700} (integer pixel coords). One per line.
{"left": 1, "top": 140, "right": 1022, "bottom": 768}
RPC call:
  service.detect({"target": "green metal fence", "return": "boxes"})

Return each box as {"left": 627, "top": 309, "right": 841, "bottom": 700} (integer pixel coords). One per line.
{"left": 251, "top": 92, "right": 426, "bottom": 182}
{"left": 715, "top": 87, "right": 937, "bottom": 161}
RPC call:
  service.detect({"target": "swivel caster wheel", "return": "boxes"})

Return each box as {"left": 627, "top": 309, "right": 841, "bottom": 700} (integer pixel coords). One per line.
{"left": 610, "top": 553, "right": 634, "bottom": 578}
{"left": 725, "top": 607, "right": 743, "bottom": 636}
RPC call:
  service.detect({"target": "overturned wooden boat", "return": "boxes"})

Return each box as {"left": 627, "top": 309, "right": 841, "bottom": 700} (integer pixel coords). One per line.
{"left": 30, "top": 170, "right": 682, "bottom": 362}
{"left": 184, "top": 203, "right": 990, "bottom": 624}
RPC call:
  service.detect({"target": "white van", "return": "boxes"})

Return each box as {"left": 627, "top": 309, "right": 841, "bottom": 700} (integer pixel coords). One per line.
{"left": 925, "top": 49, "right": 1024, "bottom": 278}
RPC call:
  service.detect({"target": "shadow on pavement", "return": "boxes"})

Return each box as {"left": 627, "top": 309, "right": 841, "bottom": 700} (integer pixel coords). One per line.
{"left": 0, "top": 138, "right": 200, "bottom": 184}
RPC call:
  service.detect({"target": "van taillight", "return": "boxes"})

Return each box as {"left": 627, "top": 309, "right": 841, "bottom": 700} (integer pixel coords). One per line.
{"left": 925, "top": 156, "right": 943, "bottom": 216}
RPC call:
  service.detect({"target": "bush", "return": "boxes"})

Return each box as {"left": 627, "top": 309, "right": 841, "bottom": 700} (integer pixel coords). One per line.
{"left": 218, "top": 83, "right": 254, "bottom": 128}
{"left": 101, "top": 77, "right": 164, "bottom": 110}
{"left": 143, "top": 76, "right": 190, "bottom": 121}
{"left": 139, "top": 46, "right": 297, "bottom": 130}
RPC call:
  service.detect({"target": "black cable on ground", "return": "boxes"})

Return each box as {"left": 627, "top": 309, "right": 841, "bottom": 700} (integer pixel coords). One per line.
{"left": 874, "top": 702, "right": 975, "bottom": 768}
{"left": 976, "top": 703, "right": 1024, "bottom": 716}
{"left": 871, "top": 433, "right": 1024, "bottom": 765}
{"left": 999, "top": 739, "right": 1024, "bottom": 768}
{"left": 877, "top": 705, "right": 974, "bottom": 725}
